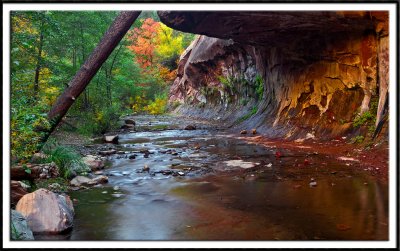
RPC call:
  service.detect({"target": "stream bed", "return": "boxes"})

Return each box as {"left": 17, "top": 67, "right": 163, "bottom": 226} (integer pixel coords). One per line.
{"left": 60, "top": 115, "right": 387, "bottom": 240}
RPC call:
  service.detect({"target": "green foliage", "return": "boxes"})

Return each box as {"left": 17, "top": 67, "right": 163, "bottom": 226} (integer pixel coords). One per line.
{"left": 22, "top": 164, "right": 32, "bottom": 174}
{"left": 42, "top": 139, "right": 88, "bottom": 179}
{"left": 350, "top": 135, "right": 365, "bottom": 144}
{"left": 255, "top": 74, "right": 264, "bottom": 100}
{"left": 10, "top": 11, "right": 196, "bottom": 162}
{"left": 11, "top": 100, "right": 51, "bottom": 162}
{"left": 218, "top": 75, "right": 234, "bottom": 91}
{"left": 353, "top": 111, "right": 375, "bottom": 128}
{"left": 143, "top": 94, "right": 168, "bottom": 115}
{"left": 236, "top": 106, "right": 258, "bottom": 124}
{"left": 76, "top": 104, "right": 124, "bottom": 136}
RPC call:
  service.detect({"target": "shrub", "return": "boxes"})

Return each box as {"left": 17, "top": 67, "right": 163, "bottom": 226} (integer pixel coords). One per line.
{"left": 143, "top": 95, "right": 168, "bottom": 115}
{"left": 42, "top": 139, "right": 89, "bottom": 179}
{"left": 11, "top": 100, "right": 51, "bottom": 163}
{"left": 217, "top": 75, "right": 235, "bottom": 92}
{"left": 255, "top": 74, "right": 264, "bottom": 100}
{"left": 353, "top": 111, "right": 375, "bottom": 128}
{"left": 77, "top": 104, "right": 122, "bottom": 136}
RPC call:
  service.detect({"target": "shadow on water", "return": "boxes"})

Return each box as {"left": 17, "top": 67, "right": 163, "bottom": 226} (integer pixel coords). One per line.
{"left": 64, "top": 115, "right": 388, "bottom": 240}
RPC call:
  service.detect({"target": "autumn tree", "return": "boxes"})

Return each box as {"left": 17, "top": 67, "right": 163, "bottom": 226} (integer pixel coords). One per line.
{"left": 127, "top": 18, "right": 160, "bottom": 71}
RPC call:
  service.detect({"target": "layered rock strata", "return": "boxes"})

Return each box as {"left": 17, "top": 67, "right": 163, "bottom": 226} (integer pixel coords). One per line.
{"left": 159, "top": 11, "right": 389, "bottom": 140}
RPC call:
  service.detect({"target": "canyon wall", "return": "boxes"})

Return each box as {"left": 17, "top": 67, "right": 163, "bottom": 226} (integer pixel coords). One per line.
{"left": 159, "top": 11, "right": 389, "bottom": 141}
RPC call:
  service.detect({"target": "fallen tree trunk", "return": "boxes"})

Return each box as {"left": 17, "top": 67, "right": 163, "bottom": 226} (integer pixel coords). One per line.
{"left": 47, "top": 11, "right": 141, "bottom": 130}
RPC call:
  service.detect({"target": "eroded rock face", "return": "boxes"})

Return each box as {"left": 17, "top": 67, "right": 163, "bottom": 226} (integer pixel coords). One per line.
{"left": 160, "top": 11, "right": 389, "bottom": 140}
{"left": 15, "top": 189, "right": 74, "bottom": 234}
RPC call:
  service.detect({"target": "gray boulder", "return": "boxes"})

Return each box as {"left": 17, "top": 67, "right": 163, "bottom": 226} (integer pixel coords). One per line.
{"left": 11, "top": 210, "right": 34, "bottom": 240}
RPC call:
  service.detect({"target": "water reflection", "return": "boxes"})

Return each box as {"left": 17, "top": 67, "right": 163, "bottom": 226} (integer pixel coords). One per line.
{"left": 66, "top": 116, "right": 387, "bottom": 240}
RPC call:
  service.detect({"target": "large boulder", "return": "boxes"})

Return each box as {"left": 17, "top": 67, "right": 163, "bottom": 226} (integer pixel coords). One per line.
{"left": 11, "top": 210, "right": 34, "bottom": 240}
{"left": 15, "top": 189, "right": 74, "bottom": 234}
{"left": 11, "top": 180, "right": 28, "bottom": 206}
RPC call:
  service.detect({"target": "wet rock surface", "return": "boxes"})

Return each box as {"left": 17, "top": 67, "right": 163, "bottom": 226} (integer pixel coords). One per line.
{"left": 16, "top": 189, "right": 74, "bottom": 234}
{"left": 45, "top": 115, "right": 389, "bottom": 241}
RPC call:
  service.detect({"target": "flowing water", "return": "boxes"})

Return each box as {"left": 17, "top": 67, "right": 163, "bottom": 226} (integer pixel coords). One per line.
{"left": 63, "top": 115, "right": 387, "bottom": 240}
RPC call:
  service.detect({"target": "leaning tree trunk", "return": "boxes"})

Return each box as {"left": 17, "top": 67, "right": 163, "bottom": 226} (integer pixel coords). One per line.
{"left": 47, "top": 11, "right": 141, "bottom": 130}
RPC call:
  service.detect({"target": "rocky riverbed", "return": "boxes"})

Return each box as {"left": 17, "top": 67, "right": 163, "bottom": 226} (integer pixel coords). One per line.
{"left": 30, "top": 115, "right": 389, "bottom": 240}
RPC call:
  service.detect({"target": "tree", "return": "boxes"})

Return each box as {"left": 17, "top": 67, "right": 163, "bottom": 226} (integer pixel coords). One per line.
{"left": 126, "top": 18, "right": 160, "bottom": 71}
{"left": 47, "top": 11, "right": 141, "bottom": 131}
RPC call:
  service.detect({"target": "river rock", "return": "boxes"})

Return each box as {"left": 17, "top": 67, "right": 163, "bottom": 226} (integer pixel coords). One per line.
{"left": 11, "top": 180, "right": 29, "bottom": 206}
{"left": 309, "top": 178, "right": 318, "bottom": 187}
{"left": 240, "top": 130, "right": 247, "bottom": 134}
{"left": 143, "top": 165, "right": 150, "bottom": 172}
{"left": 99, "top": 149, "right": 117, "bottom": 156}
{"left": 121, "top": 124, "right": 135, "bottom": 130}
{"left": 91, "top": 175, "right": 108, "bottom": 184}
{"left": 125, "top": 119, "right": 136, "bottom": 125}
{"left": 103, "top": 135, "right": 119, "bottom": 144}
{"left": 184, "top": 125, "right": 196, "bottom": 130}
{"left": 11, "top": 210, "right": 34, "bottom": 240}
{"left": 82, "top": 155, "right": 105, "bottom": 171}
{"left": 70, "top": 176, "right": 92, "bottom": 187}
{"left": 16, "top": 189, "right": 74, "bottom": 234}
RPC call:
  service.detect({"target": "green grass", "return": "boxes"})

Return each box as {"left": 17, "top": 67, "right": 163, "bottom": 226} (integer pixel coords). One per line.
{"left": 42, "top": 139, "right": 89, "bottom": 179}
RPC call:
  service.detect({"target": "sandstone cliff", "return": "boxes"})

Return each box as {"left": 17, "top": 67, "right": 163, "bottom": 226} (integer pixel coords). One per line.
{"left": 159, "top": 11, "right": 389, "bottom": 141}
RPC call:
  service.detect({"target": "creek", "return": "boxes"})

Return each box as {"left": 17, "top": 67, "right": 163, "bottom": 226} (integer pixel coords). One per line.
{"left": 55, "top": 115, "right": 388, "bottom": 240}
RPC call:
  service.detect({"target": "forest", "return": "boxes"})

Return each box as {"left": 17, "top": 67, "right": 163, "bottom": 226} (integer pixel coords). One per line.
{"left": 11, "top": 11, "right": 194, "bottom": 163}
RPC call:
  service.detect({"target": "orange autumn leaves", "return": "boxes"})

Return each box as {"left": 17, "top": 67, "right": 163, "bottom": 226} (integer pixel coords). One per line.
{"left": 127, "top": 18, "right": 159, "bottom": 70}
{"left": 126, "top": 18, "right": 183, "bottom": 82}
